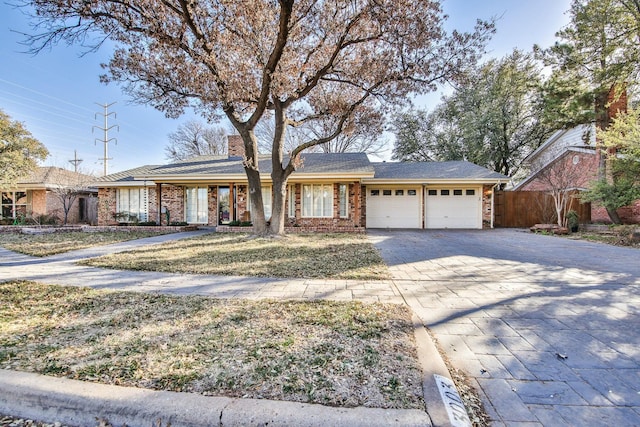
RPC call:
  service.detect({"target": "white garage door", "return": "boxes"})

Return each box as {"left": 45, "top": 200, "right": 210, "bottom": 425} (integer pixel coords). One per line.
{"left": 366, "top": 188, "right": 421, "bottom": 228}
{"left": 425, "top": 187, "right": 482, "bottom": 229}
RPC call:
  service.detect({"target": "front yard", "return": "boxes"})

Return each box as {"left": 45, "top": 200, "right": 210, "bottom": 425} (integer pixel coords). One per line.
{"left": 0, "top": 230, "right": 170, "bottom": 257}
{"left": 80, "top": 233, "right": 391, "bottom": 280}
{"left": 0, "top": 281, "right": 424, "bottom": 409}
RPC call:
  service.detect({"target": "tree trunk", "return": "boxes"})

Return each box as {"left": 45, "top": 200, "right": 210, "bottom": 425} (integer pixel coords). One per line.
{"left": 269, "top": 173, "right": 288, "bottom": 235}
{"left": 245, "top": 167, "right": 267, "bottom": 235}
{"left": 266, "top": 100, "right": 291, "bottom": 236}
{"left": 237, "top": 131, "right": 268, "bottom": 235}
{"left": 606, "top": 206, "right": 622, "bottom": 225}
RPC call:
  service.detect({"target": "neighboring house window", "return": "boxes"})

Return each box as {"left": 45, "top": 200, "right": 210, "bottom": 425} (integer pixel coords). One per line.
{"left": 339, "top": 184, "right": 348, "bottom": 218}
{"left": 1, "top": 191, "right": 28, "bottom": 219}
{"left": 185, "top": 186, "right": 208, "bottom": 224}
{"left": 288, "top": 184, "right": 296, "bottom": 218}
{"left": 302, "top": 184, "right": 333, "bottom": 217}
{"left": 249, "top": 186, "right": 272, "bottom": 219}
{"left": 117, "top": 188, "right": 148, "bottom": 222}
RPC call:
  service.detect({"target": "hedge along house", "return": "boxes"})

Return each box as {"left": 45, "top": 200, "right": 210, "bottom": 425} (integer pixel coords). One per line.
{"left": 95, "top": 136, "right": 508, "bottom": 230}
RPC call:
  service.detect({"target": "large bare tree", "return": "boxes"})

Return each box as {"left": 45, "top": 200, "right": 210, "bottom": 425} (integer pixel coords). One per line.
{"left": 23, "top": 0, "right": 493, "bottom": 235}
{"left": 165, "top": 120, "right": 228, "bottom": 161}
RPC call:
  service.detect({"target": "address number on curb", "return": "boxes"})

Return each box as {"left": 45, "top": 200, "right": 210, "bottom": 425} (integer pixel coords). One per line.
{"left": 434, "top": 374, "right": 472, "bottom": 427}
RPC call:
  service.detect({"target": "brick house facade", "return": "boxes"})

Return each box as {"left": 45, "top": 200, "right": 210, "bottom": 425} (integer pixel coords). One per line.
{"left": 95, "top": 136, "right": 508, "bottom": 230}
{"left": 1, "top": 167, "right": 97, "bottom": 224}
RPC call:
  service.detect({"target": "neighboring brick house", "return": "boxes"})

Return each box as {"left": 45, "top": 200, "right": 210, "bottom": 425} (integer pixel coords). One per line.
{"left": 515, "top": 125, "right": 640, "bottom": 224}
{"left": 95, "top": 136, "right": 508, "bottom": 230}
{"left": 1, "top": 167, "right": 98, "bottom": 224}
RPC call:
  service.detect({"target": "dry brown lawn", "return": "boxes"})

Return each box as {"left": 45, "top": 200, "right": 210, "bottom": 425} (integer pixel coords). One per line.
{"left": 81, "top": 233, "right": 391, "bottom": 280}
{"left": 0, "top": 281, "right": 424, "bottom": 409}
{"left": 0, "top": 231, "right": 170, "bottom": 257}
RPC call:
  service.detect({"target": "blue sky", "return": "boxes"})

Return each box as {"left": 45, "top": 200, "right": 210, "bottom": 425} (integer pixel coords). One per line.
{"left": 0, "top": 0, "right": 571, "bottom": 175}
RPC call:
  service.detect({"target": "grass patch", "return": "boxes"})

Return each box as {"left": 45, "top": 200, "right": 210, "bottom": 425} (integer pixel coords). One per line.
{"left": 81, "top": 233, "right": 391, "bottom": 280}
{"left": 0, "top": 231, "right": 171, "bottom": 257}
{"left": 0, "top": 281, "right": 424, "bottom": 409}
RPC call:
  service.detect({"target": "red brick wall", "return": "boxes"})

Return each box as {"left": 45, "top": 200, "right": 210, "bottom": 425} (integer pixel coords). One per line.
{"left": 98, "top": 188, "right": 117, "bottom": 225}
{"left": 482, "top": 185, "right": 493, "bottom": 228}
{"left": 591, "top": 201, "right": 640, "bottom": 224}
{"left": 228, "top": 135, "right": 244, "bottom": 157}
{"left": 284, "top": 182, "right": 363, "bottom": 228}
{"left": 519, "top": 152, "right": 598, "bottom": 192}
{"left": 30, "top": 190, "right": 47, "bottom": 217}
{"left": 160, "top": 185, "right": 185, "bottom": 225}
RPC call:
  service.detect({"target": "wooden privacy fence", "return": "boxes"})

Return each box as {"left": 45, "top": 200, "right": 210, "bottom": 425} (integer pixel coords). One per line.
{"left": 494, "top": 190, "right": 591, "bottom": 228}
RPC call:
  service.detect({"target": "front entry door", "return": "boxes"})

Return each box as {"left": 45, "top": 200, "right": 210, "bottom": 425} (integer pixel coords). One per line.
{"left": 218, "top": 186, "right": 231, "bottom": 225}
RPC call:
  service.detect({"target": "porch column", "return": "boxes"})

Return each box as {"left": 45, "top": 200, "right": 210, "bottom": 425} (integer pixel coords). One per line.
{"left": 354, "top": 182, "right": 361, "bottom": 226}
{"left": 229, "top": 182, "right": 235, "bottom": 222}
{"left": 156, "top": 183, "right": 162, "bottom": 225}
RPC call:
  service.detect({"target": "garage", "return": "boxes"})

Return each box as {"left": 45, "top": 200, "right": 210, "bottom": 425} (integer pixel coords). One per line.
{"left": 366, "top": 187, "right": 422, "bottom": 228}
{"left": 424, "top": 187, "right": 482, "bottom": 229}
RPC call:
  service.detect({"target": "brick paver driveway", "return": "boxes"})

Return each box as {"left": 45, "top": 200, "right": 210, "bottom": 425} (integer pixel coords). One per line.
{"left": 369, "top": 229, "right": 640, "bottom": 427}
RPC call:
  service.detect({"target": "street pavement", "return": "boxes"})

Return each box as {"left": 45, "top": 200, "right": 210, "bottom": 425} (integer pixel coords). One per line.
{"left": 369, "top": 228, "right": 640, "bottom": 427}
{"left": 1, "top": 227, "right": 639, "bottom": 426}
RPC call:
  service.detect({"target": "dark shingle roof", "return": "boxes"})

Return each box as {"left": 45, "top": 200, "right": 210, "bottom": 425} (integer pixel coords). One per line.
{"left": 95, "top": 156, "right": 507, "bottom": 184}
{"left": 102, "top": 152, "right": 374, "bottom": 180}
{"left": 371, "top": 161, "right": 508, "bottom": 180}
{"left": 95, "top": 165, "right": 162, "bottom": 183}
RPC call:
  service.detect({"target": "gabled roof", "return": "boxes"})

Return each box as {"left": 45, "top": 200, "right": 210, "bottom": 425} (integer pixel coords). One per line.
{"left": 367, "top": 161, "right": 508, "bottom": 182}
{"left": 12, "top": 167, "right": 96, "bottom": 191}
{"left": 523, "top": 124, "right": 595, "bottom": 165}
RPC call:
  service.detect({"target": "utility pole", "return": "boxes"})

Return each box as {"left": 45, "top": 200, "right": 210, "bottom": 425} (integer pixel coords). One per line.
{"left": 68, "top": 150, "right": 83, "bottom": 172}
{"left": 93, "top": 102, "right": 119, "bottom": 176}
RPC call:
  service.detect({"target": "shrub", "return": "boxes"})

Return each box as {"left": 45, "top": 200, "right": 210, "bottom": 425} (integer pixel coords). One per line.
{"left": 137, "top": 221, "right": 157, "bottom": 226}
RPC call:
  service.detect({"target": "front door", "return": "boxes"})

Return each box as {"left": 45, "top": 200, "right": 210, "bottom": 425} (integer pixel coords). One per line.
{"left": 218, "top": 186, "right": 231, "bottom": 224}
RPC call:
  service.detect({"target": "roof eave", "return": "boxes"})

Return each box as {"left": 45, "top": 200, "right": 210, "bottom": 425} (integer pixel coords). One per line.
{"left": 362, "top": 177, "right": 507, "bottom": 185}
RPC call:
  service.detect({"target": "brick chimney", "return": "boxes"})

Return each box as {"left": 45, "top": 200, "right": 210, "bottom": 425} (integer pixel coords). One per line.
{"left": 227, "top": 135, "right": 245, "bottom": 158}
{"left": 607, "top": 84, "right": 627, "bottom": 121}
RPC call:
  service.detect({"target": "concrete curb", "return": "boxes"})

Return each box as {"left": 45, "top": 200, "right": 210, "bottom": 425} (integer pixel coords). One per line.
{"left": 0, "top": 369, "right": 433, "bottom": 427}
{"left": 412, "top": 314, "right": 472, "bottom": 427}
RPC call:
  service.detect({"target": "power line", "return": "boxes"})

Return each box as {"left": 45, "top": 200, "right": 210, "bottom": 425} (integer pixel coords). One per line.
{"left": 93, "top": 102, "right": 119, "bottom": 177}
{"left": 68, "top": 150, "right": 83, "bottom": 172}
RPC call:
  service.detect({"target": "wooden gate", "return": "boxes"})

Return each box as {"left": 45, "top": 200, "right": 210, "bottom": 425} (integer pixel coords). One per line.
{"left": 494, "top": 191, "right": 591, "bottom": 228}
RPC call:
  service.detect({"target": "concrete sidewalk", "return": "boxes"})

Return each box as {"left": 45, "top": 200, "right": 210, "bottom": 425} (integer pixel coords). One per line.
{"left": 0, "top": 230, "right": 463, "bottom": 427}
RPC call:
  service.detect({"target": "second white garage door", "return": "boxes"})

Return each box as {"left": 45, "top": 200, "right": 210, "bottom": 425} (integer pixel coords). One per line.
{"left": 366, "top": 187, "right": 422, "bottom": 228}
{"left": 425, "top": 187, "right": 482, "bottom": 229}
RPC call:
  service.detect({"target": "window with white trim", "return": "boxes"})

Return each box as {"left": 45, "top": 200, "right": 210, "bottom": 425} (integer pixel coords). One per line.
{"left": 302, "top": 184, "right": 333, "bottom": 217}
{"left": 185, "top": 186, "right": 208, "bottom": 223}
{"left": 288, "top": 184, "right": 296, "bottom": 218}
{"left": 339, "top": 184, "right": 348, "bottom": 218}
{"left": 117, "top": 188, "right": 148, "bottom": 222}
{"left": 249, "top": 186, "right": 272, "bottom": 218}
{"left": 1, "top": 191, "right": 28, "bottom": 219}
